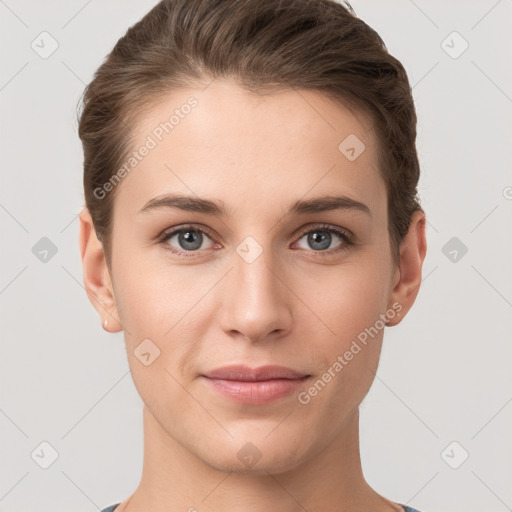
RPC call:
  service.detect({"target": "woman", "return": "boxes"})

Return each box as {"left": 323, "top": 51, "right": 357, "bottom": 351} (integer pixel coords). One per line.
{"left": 78, "top": 0, "right": 427, "bottom": 510}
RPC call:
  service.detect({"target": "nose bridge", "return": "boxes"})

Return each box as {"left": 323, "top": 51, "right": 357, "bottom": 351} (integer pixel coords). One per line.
{"left": 220, "top": 236, "right": 292, "bottom": 342}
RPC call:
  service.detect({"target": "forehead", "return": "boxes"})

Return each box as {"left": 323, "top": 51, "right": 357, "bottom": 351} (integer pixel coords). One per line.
{"left": 115, "top": 79, "right": 385, "bottom": 217}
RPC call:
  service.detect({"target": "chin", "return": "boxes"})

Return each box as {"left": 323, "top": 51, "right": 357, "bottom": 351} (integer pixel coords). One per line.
{"left": 198, "top": 438, "right": 307, "bottom": 476}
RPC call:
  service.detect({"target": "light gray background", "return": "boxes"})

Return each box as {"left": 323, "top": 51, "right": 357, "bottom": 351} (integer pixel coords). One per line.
{"left": 1, "top": 1, "right": 511, "bottom": 511}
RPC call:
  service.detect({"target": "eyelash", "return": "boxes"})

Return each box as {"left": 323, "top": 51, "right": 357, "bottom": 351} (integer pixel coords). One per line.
{"left": 156, "top": 223, "right": 354, "bottom": 257}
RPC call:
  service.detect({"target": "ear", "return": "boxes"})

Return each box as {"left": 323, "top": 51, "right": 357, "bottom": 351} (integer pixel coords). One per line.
{"left": 78, "top": 207, "right": 123, "bottom": 333}
{"left": 386, "top": 209, "right": 427, "bottom": 327}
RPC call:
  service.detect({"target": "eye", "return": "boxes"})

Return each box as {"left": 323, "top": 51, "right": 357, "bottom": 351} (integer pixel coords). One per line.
{"left": 157, "top": 223, "right": 353, "bottom": 257}
{"left": 158, "top": 225, "right": 217, "bottom": 254}
{"left": 294, "top": 224, "right": 353, "bottom": 253}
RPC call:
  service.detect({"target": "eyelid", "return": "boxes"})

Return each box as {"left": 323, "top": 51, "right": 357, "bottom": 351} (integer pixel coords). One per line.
{"left": 294, "top": 222, "right": 353, "bottom": 242}
{"left": 292, "top": 223, "right": 354, "bottom": 255}
{"left": 156, "top": 223, "right": 218, "bottom": 244}
{"left": 156, "top": 224, "right": 220, "bottom": 258}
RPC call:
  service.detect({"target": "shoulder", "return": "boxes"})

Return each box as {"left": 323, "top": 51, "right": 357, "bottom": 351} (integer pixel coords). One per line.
{"left": 100, "top": 505, "right": 120, "bottom": 512}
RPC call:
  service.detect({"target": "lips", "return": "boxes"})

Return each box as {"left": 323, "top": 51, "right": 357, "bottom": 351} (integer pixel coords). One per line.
{"left": 201, "top": 365, "right": 311, "bottom": 405}
{"left": 202, "top": 364, "right": 308, "bottom": 381}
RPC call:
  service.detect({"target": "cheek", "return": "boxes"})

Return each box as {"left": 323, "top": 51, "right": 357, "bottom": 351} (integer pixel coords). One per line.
{"left": 111, "top": 257, "right": 202, "bottom": 413}
{"left": 298, "top": 256, "right": 390, "bottom": 403}
{"left": 305, "top": 260, "right": 389, "bottom": 340}
{"left": 111, "top": 252, "right": 213, "bottom": 377}
{"left": 112, "top": 250, "right": 192, "bottom": 334}
{"left": 302, "top": 274, "right": 386, "bottom": 413}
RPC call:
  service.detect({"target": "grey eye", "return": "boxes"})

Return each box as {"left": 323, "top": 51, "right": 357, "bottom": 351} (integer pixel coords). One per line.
{"left": 296, "top": 229, "right": 343, "bottom": 251}
{"left": 165, "top": 228, "right": 211, "bottom": 251}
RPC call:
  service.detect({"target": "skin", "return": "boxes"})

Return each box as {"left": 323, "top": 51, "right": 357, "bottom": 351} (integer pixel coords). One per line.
{"left": 79, "top": 79, "right": 426, "bottom": 512}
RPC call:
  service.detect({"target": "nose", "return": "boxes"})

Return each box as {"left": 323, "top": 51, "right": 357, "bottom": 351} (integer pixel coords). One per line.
{"left": 218, "top": 242, "right": 293, "bottom": 343}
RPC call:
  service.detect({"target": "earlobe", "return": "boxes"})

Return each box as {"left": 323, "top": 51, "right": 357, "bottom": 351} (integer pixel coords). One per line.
{"left": 78, "top": 207, "right": 123, "bottom": 333}
{"left": 386, "top": 210, "right": 427, "bottom": 327}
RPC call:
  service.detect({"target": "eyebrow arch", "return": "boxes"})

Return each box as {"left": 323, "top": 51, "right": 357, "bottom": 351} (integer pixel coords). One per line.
{"left": 289, "top": 195, "right": 372, "bottom": 217}
{"left": 139, "top": 193, "right": 372, "bottom": 217}
{"left": 139, "top": 194, "right": 227, "bottom": 216}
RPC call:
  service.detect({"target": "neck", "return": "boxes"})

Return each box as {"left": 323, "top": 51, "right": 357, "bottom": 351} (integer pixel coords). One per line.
{"left": 121, "top": 405, "right": 401, "bottom": 512}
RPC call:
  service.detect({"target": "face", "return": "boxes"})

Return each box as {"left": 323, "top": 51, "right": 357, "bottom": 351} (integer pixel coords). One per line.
{"left": 98, "top": 80, "right": 405, "bottom": 474}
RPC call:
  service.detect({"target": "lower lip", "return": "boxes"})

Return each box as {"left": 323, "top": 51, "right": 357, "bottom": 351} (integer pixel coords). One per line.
{"left": 202, "top": 376, "right": 310, "bottom": 404}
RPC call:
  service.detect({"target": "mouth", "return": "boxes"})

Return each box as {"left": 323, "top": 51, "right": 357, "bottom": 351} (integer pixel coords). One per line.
{"left": 201, "top": 365, "right": 311, "bottom": 404}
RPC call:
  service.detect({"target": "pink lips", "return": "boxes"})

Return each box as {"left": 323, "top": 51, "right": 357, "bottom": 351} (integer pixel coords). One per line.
{"left": 201, "top": 365, "right": 310, "bottom": 404}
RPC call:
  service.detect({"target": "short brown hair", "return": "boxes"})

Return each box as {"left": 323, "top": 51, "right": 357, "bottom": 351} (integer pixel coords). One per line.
{"left": 78, "top": 0, "right": 422, "bottom": 268}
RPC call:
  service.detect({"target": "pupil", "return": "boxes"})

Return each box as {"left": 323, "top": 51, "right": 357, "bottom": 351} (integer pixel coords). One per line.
{"left": 309, "top": 231, "right": 331, "bottom": 250}
{"left": 180, "top": 230, "right": 201, "bottom": 250}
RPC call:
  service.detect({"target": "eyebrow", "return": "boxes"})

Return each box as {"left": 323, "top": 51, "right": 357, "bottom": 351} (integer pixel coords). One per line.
{"left": 139, "top": 193, "right": 372, "bottom": 217}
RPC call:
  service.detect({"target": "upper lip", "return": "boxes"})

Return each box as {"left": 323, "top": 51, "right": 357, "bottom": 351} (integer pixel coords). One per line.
{"left": 202, "top": 365, "right": 309, "bottom": 381}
